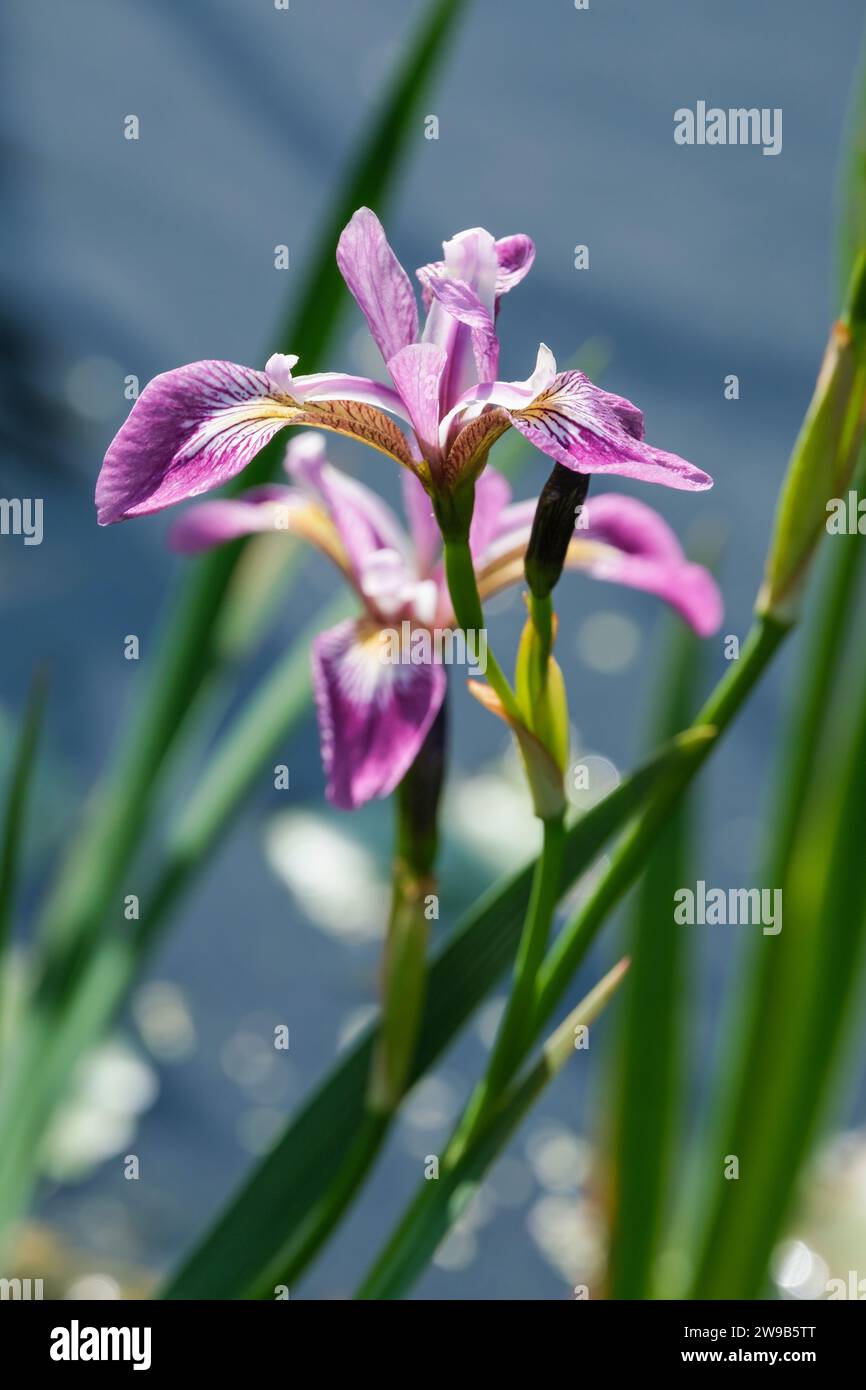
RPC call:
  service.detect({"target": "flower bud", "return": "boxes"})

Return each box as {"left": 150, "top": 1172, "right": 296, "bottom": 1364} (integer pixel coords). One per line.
{"left": 524, "top": 464, "right": 591, "bottom": 598}
{"left": 757, "top": 250, "right": 866, "bottom": 622}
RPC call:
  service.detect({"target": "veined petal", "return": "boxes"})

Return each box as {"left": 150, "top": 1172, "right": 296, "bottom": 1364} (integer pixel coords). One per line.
{"left": 96, "top": 360, "right": 300, "bottom": 523}
{"left": 442, "top": 346, "right": 712, "bottom": 493}
{"left": 285, "top": 432, "right": 410, "bottom": 580}
{"left": 444, "top": 407, "right": 512, "bottom": 484}
{"left": 96, "top": 359, "right": 418, "bottom": 525}
{"left": 476, "top": 490, "right": 723, "bottom": 635}
{"left": 168, "top": 485, "right": 350, "bottom": 576}
{"left": 386, "top": 342, "right": 448, "bottom": 463}
{"left": 439, "top": 342, "right": 557, "bottom": 447}
{"left": 511, "top": 370, "right": 713, "bottom": 491}
{"left": 313, "top": 618, "right": 447, "bottom": 810}
{"left": 494, "top": 234, "right": 535, "bottom": 297}
{"left": 336, "top": 208, "right": 419, "bottom": 365}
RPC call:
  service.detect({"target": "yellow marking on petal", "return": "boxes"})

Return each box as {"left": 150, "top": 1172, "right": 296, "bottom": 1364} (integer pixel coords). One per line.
{"left": 476, "top": 536, "right": 621, "bottom": 601}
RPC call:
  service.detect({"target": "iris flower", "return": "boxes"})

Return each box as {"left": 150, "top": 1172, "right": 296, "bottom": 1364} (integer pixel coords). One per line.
{"left": 95, "top": 209, "right": 711, "bottom": 526}
{"left": 169, "top": 433, "right": 721, "bottom": 810}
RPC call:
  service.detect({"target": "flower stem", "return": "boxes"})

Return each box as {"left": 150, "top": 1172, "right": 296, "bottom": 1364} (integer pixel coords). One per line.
{"left": 528, "top": 591, "right": 554, "bottom": 673}
{"left": 442, "top": 534, "right": 522, "bottom": 721}
{"left": 253, "top": 704, "right": 447, "bottom": 1296}
{"left": 447, "top": 811, "right": 566, "bottom": 1163}
{"left": 368, "top": 700, "right": 446, "bottom": 1112}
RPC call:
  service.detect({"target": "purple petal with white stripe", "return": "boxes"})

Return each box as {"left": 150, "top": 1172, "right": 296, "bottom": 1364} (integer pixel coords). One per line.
{"left": 511, "top": 371, "right": 712, "bottom": 491}
{"left": 312, "top": 618, "right": 447, "bottom": 810}
{"left": 420, "top": 228, "right": 500, "bottom": 412}
{"left": 444, "top": 345, "right": 712, "bottom": 492}
{"left": 96, "top": 361, "right": 295, "bottom": 524}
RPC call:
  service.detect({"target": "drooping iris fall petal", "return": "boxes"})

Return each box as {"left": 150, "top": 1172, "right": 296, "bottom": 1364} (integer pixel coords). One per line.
{"left": 475, "top": 491, "right": 722, "bottom": 636}
{"left": 442, "top": 344, "right": 712, "bottom": 493}
{"left": 96, "top": 358, "right": 419, "bottom": 524}
{"left": 312, "top": 618, "right": 447, "bottom": 810}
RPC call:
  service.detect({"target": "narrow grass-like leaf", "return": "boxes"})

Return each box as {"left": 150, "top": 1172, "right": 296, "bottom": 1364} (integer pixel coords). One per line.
{"left": 838, "top": 32, "right": 866, "bottom": 298}
{"left": 689, "top": 484, "right": 865, "bottom": 1301}
{"left": 356, "top": 960, "right": 630, "bottom": 1301}
{"left": 607, "top": 614, "right": 703, "bottom": 1299}
{"left": 691, "top": 637, "right": 866, "bottom": 1298}
{"left": 0, "top": 674, "right": 46, "bottom": 961}
{"left": 162, "top": 732, "right": 705, "bottom": 1299}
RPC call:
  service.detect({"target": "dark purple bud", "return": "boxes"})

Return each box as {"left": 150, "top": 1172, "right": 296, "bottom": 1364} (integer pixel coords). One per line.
{"left": 524, "top": 465, "right": 590, "bottom": 598}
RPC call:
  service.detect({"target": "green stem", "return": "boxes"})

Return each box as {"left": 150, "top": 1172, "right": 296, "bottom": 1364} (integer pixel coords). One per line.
{"left": 253, "top": 703, "right": 447, "bottom": 1295}
{"left": 368, "top": 701, "right": 446, "bottom": 1112}
{"left": 528, "top": 591, "right": 554, "bottom": 677}
{"left": 535, "top": 615, "right": 790, "bottom": 1027}
{"left": 442, "top": 534, "right": 521, "bottom": 721}
{"left": 448, "top": 812, "right": 566, "bottom": 1161}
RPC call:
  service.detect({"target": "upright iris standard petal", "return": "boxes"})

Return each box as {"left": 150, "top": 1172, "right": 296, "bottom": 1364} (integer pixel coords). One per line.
{"left": 494, "top": 235, "right": 536, "bottom": 297}
{"left": 312, "top": 618, "right": 447, "bottom": 810}
{"left": 420, "top": 227, "right": 501, "bottom": 413}
{"left": 336, "top": 207, "right": 419, "bottom": 366}
{"left": 421, "top": 271, "right": 499, "bottom": 385}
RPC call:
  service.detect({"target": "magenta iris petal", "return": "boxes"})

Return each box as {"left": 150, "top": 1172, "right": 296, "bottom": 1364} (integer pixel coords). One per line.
{"left": 494, "top": 235, "right": 536, "bottom": 297}
{"left": 421, "top": 272, "right": 499, "bottom": 384}
{"left": 312, "top": 618, "right": 447, "bottom": 810}
{"left": 336, "top": 208, "right": 419, "bottom": 366}
{"left": 511, "top": 370, "right": 713, "bottom": 491}
{"left": 574, "top": 493, "right": 723, "bottom": 634}
{"left": 420, "top": 227, "right": 501, "bottom": 414}
{"left": 469, "top": 467, "right": 512, "bottom": 560}
{"left": 286, "top": 435, "right": 409, "bottom": 580}
{"left": 401, "top": 472, "right": 440, "bottom": 577}
{"left": 169, "top": 486, "right": 298, "bottom": 553}
{"left": 96, "top": 361, "right": 289, "bottom": 524}
{"left": 386, "top": 343, "right": 448, "bottom": 464}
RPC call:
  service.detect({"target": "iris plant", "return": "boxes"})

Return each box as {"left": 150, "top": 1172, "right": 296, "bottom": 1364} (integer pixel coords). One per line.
{"left": 96, "top": 208, "right": 720, "bottom": 1221}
